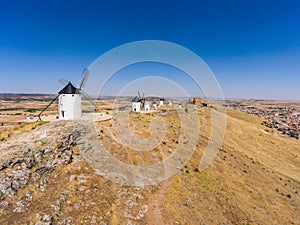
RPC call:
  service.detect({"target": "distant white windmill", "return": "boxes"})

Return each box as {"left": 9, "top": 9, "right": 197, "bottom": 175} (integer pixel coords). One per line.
{"left": 131, "top": 96, "right": 141, "bottom": 112}
{"left": 152, "top": 101, "right": 157, "bottom": 109}
{"left": 159, "top": 98, "right": 164, "bottom": 106}
{"left": 37, "top": 68, "right": 90, "bottom": 121}
{"left": 131, "top": 91, "right": 145, "bottom": 112}
{"left": 144, "top": 101, "right": 150, "bottom": 111}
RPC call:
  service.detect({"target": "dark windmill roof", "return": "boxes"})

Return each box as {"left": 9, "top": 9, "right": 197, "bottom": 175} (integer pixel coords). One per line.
{"left": 58, "top": 82, "right": 80, "bottom": 94}
{"left": 132, "top": 96, "right": 141, "bottom": 102}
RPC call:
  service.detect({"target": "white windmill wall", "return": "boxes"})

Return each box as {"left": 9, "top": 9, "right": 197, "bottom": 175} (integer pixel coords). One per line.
{"left": 153, "top": 103, "right": 157, "bottom": 109}
{"left": 144, "top": 102, "right": 150, "bottom": 111}
{"left": 132, "top": 102, "right": 141, "bottom": 112}
{"left": 159, "top": 100, "right": 164, "bottom": 106}
{"left": 58, "top": 94, "right": 82, "bottom": 120}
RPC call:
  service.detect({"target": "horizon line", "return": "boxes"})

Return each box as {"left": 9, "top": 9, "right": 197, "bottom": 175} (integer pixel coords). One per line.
{"left": 0, "top": 92, "right": 299, "bottom": 102}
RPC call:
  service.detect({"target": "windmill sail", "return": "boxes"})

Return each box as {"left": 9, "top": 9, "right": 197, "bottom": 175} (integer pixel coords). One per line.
{"left": 58, "top": 77, "right": 69, "bottom": 86}
{"left": 78, "top": 68, "right": 90, "bottom": 90}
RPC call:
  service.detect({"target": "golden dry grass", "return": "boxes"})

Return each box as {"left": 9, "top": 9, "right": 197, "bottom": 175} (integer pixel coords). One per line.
{"left": 91, "top": 107, "right": 300, "bottom": 224}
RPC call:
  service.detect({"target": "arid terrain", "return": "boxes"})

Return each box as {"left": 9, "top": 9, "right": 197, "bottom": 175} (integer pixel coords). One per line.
{"left": 0, "top": 95, "right": 299, "bottom": 224}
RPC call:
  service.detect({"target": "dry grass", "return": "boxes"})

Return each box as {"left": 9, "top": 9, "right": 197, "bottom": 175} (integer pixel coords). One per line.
{"left": 92, "top": 106, "right": 300, "bottom": 224}
{"left": 0, "top": 121, "right": 48, "bottom": 142}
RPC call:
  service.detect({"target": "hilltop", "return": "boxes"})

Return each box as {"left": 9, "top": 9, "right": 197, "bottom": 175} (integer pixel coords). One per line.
{"left": 0, "top": 107, "right": 299, "bottom": 224}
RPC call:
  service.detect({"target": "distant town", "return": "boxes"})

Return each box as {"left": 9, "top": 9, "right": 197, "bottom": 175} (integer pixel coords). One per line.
{"left": 226, "top": 100, "right": 300, "bottom": 140}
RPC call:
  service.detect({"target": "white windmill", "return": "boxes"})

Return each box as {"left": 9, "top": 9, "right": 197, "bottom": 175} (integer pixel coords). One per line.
{"left": 159, "top": 98, "right": 164, "bottom": 106}
{"left": 131, "top": 92, "right": 145, "bottom": 112}
{"left": 152, "top": 101, "right": 157, "bottom": 109}
{"left": 132, "top": 96, "right": 141, "bottom": 112}
{"left": 144, "top": 101, "right": 150, "bottom": 111}
{"left": 37, "top": 68, "right": 90, "bottom": 121}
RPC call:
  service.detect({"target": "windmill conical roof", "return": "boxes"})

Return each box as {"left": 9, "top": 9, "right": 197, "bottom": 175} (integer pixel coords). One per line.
{"left": 59, "top": 82, "right": 80, "bottom": 94}
{"left": 132, "top": 96, "right": 141, "bottom": 102}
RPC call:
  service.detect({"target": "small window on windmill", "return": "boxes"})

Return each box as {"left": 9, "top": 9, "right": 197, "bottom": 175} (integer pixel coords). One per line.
{"left": 72, "top": 94, "right": 74, "bottom": 97}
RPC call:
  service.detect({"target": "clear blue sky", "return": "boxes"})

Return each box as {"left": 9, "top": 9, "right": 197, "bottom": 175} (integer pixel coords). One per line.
{"left": 0, "top": 0, "right": 300, "bottom": 99}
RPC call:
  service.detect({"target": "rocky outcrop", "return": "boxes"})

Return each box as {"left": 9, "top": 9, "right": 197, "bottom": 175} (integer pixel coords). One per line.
{"left": 0, "top": 121, "right": 76, "bottom": 211}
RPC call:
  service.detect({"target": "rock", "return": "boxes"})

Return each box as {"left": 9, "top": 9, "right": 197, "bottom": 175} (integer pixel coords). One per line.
{"left": 0, "top": 121, "right": 78, "bottom": 202}
{"left": 34, "top": 167, "right": 53, "bottom": 176}
{"left": 35, "top": 214, "right": 54, "bottom": 225}
{"left": 12, "top": 180, "right": 20, "bottom": 189}
{"left": 11, "top": 158, "right": 22, "bottom": 168}
{"left": 140, "top": 205, "right": 148, "bottom": 213}
{"left": 0, "top": 162, "right": 7, "bottom": 171}
{"left": 13, "top": 201, "right": 24, "bottom": 212}
{"left": 0, "top": 201, "right": 11, "bottom": 209}
{"left": 79, "top": 186, "right": 85, "bottom": 191}
{"left": 51, "top": 159, "right": 58, "bottom": 166}
{"left": 70, "top": 175, "right": 76, "bottom": 181}
{"left": 77, "top": 140, "right": 86, "bottom": 145}
{"left": 91, "top": 215, "right": 98, "bottom": 224}
{"left": 6, "top": 187, "right": 17, "bottom": 196}
{"left": 22, "top": 158, "right": 35, "bottom": 169}
{"left": 57, "top": 216, "right": 73, "bottom": 225}
{"left": 80, "top": 143, "right": 92, "bottom": 153}
{"left": 43, "top": 148, "right": 54, "bottom": 155}
{"left": 2, "top": 159, "right": 12, "bottom": 169}
{"left": 25, "top": 191, "right": 33, "bottom": 201}
{"left": 4, "top": 179, "right": 12, "bottom": 186}
{"left": 18, "top": 180, "right": 29, "bottom": 188}
{"left": 34, "top": 152, "right": 43, "bottom": 163}
{"left": 126, "top": 199, "right": 138, "bottom": 208}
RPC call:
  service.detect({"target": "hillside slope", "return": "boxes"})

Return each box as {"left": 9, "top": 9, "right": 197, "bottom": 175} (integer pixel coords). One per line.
{"left": 0, "top": 108, "right": 299, "bottom": 224}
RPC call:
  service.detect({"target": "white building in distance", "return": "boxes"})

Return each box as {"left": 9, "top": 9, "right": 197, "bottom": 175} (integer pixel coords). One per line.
{"left": 132, "top": 96, "right": 141, "bottom": 112}
{"left": 159, "top": 98, "right": 164, "bottom": 106}
{"left": 152, "top": 102, "right": 157, "bottom": 109}
{"left": 144, "top": 101, "right": 150, "bottom": 111}
{"left": 58, "top": 82, "right": 82, "bottom": 120}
